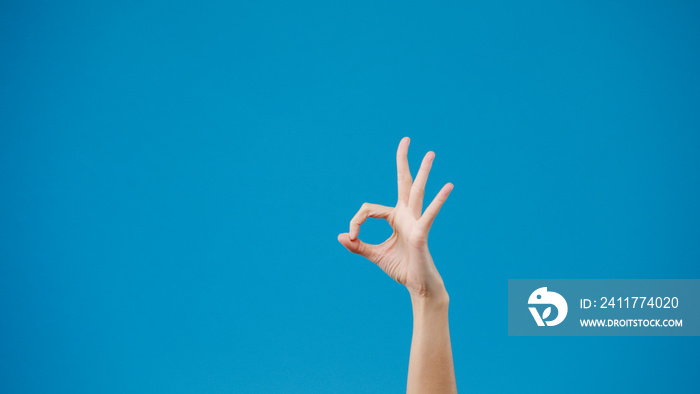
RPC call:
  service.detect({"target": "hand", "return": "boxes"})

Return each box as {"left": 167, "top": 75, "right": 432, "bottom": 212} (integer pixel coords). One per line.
{"left": 338, "top": 137, "right": 453, "bottom": 298}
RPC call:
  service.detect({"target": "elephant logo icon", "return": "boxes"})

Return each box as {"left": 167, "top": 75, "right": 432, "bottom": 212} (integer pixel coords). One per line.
{"left": 528, "top": 287, "right": 568, "bottom": 326}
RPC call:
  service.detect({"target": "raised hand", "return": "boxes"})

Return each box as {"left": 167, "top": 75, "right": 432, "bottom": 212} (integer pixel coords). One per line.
{"left": 337, "top": 137, "right": 453, "bottom": 298}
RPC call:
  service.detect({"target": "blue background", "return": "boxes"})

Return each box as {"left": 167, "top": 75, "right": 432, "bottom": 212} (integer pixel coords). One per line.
{"left": 2, "top": 1, "right": 699, "bottom": 392}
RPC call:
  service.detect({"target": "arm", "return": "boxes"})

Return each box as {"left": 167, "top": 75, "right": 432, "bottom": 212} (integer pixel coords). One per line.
{"left": 338, "top": 137, "right": 457, "bottom": 393}
{"left": 408, "top": 272, "right": 456, "bottom": 393}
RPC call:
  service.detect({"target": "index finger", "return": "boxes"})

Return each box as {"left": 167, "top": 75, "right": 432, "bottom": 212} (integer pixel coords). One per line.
{"left": 349, "top": 203, "right": 393, "bottom": 240}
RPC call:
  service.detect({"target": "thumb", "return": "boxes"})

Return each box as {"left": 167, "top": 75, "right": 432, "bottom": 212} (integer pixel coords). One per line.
{"left": 337, "top": 233, "right": 377, "bottom": 260}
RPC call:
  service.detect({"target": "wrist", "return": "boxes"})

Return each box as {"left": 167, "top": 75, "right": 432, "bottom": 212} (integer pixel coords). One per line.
{"left": 409, "top": 284, "right": 449, "bottom": 309}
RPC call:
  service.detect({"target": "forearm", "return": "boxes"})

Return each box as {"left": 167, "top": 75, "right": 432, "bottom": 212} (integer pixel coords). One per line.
{"left": 407, "top": 288, "right": 457, "bottom": 394}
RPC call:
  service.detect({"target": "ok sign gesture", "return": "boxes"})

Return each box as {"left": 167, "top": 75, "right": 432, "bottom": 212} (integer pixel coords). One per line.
{"left": 338, "top": 137, "right": 453, "bottom": 298}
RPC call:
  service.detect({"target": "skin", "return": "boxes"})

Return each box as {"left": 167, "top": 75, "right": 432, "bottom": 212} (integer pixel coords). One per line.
{"left": 337, "top": 137, "right": 457, "bottom": 393}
